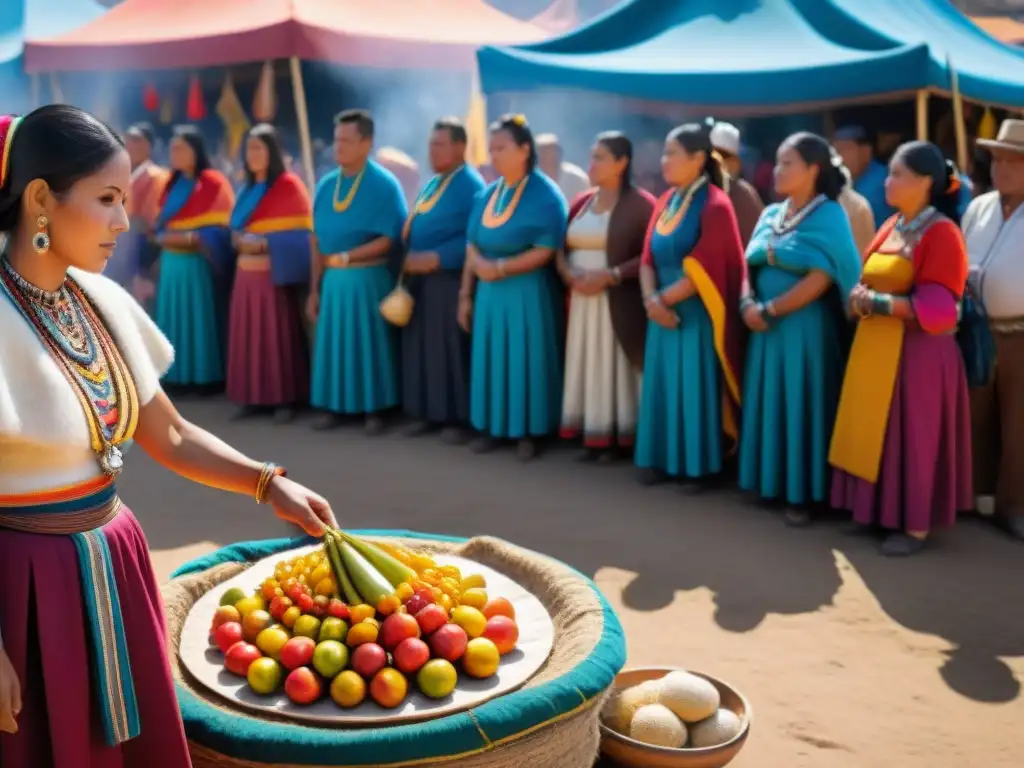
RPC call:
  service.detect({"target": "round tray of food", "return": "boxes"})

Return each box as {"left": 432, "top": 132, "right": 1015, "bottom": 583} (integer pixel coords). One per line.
{"left": 179, "top": 529, "right": 555, "bottom": 725}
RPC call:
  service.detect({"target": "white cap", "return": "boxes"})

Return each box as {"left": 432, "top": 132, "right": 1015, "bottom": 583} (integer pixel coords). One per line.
{"left": 710, "top": 122, "right": 741, "bottom": 156}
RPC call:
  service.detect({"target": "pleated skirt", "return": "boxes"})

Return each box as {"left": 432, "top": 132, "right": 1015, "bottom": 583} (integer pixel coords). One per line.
{"left": 634, "top": 297, "right": 722, "bottom": 477}
{"left": 738, "top": 298, "right": 845, "bottom": 505}
{"left": 831, "top": 330, "right": 974, "bottom": 532}
{"left": 0, "top": 507, "right": 191, "bottom": 768}
{"left": 560, "top": 290, "right": 641, "bottom": 448}
{"left": 226, "top": 269, "right": 309, "bottom": 406}
{"left": 470, "top": 270, "right": 563, "bottom": 439}
{"left": 401, "top": 272, "right": 470, "bottom": 424}
{"left": 154, "top": 250, "right": 224, "bottom": 386}
{"left": 310, "top": 265, "right": 398, "bottom": 415}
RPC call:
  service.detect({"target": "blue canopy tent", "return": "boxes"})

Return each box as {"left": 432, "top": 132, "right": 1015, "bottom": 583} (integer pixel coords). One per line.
{"left": 476, "top": 0, "right": 933, "bottom": 114}
{"left": 0, "top": 0, "right": 106, "bottom": 113}
{"left": 819, "top": 0, "right": 1024, "bottom": 108}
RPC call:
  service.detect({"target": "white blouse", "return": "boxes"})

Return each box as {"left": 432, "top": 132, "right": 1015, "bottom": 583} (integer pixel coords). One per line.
{"left": 0, "top": 268, "right": 174, "bottom": 494}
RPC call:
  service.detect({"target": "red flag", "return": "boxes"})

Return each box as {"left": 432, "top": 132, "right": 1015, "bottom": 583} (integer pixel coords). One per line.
{"left": 186, "top": 75, "right": 206, "bottom": 122}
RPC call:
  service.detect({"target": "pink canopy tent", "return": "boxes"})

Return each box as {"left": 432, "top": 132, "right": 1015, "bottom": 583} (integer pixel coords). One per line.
{"left": 23, "top": 0, "right": 549, "bottom": 72}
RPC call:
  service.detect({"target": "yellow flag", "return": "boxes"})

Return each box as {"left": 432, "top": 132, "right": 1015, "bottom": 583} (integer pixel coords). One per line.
{"left": 216, "top": 74, "right": 251, "bottom": 159}
{"left": 978, "top": 108, "right": 997, "bottom": 140}
{"left": 464, "top": 71, "right": 489, "bottom": 169}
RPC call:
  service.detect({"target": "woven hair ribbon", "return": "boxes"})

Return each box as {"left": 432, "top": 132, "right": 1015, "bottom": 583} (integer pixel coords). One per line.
{"left": 0, "top": 115, "right": 22, "bottom": 189}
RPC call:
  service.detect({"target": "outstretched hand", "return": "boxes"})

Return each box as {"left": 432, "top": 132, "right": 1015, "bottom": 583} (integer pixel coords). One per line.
{"left": 267, "top": 476, "right": 338, "bottom": 537}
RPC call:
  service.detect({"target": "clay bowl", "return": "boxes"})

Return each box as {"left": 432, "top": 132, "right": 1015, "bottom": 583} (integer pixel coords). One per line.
{"left": 598, "top": 667, "right": 751, "bottom": 768}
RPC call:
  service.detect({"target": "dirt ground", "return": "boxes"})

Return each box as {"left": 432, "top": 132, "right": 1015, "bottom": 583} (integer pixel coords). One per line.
{"left": 129, "top": 399, "right": 1024, "bottom": 768}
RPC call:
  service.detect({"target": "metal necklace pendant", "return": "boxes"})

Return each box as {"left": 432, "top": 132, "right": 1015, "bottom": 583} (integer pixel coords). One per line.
{"left": 99, "top": 443, "right": 124, "bottom": 476}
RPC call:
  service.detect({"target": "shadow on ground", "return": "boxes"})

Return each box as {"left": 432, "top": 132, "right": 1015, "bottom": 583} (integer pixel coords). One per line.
{"left": 122, "top": 398, "right": 1024, "bottom": 704}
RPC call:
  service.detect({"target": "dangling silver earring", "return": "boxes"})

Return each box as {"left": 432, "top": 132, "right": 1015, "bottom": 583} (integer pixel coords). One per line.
{"left": 32, "top": 215, "right": 50, "bottom": 254}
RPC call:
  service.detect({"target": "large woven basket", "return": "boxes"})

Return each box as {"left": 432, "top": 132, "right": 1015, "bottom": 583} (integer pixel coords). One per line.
{"left": 163, "top": 530, "right": 627, "bottom": 768}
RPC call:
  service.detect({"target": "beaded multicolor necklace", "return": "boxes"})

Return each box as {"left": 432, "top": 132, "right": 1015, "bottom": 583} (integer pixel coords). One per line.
{"left": 771, "top": 193, "right": 826, "bottom": 238}
{"left": 0, "top": 259, "right": 138, "bottom": 475}
{"left": 656, "top": 177, "right": 707, "bottom": 236}
{"left": 894, "top": 206, "right": 937, "bottom": 236}
{"left": 481, "top": 175, "right": 529, "bottom": 229}
{"left": 333, "top": 166, "right": 365, "bottom": 213}
{"left": 415, "top": 166, "right": 462, "bottom": 215}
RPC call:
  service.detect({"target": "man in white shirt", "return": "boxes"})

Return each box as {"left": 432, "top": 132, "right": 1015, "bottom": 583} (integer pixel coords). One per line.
{"left": 536, "top": 133, "right": 590, "bottom": 203}
{"left": 963, "top": 118, "right": 1024, "bottom": 541}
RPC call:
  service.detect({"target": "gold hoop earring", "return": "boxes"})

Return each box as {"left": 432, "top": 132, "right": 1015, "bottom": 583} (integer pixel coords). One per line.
{"left": 32, "top": 215, "right": 50, "bottom": 254}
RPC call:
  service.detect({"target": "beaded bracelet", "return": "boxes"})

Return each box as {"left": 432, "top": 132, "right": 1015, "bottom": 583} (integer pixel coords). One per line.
{"left": 255, "top": 462, "right": 287, "bottom": 504}
{"left": 739, "top": 295, "right": 757, "bottom": 312}
{"left": 869, "top": 291, "right": 895, "bottom": 317}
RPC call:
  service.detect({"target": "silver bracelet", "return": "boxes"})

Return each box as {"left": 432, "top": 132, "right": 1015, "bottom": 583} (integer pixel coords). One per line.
{"left": 496, "top": 259, "right": 507, "bottom": 277}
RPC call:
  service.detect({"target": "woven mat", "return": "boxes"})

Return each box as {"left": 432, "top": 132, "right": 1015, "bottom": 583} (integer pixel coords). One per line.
{"left": 162, "top": 534, "right": 625, "bottom": 768}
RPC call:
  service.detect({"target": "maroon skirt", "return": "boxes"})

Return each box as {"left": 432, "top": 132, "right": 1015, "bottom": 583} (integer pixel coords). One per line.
{"left": 226, "top": 268, "right": 309, "bottom": 407}
{"left": 0, "top": 505, "right": 191, "bottom": 768}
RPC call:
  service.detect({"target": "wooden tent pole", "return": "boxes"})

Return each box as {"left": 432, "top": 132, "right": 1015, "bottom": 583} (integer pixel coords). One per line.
{"left": 915, "top": 90, "right": 929, "bottom": 141}
{"left": 947, "top": 56, "right": 969, "bottom": 172}
{"left": 289, "top": 56, "right": 316, "bottom": 191}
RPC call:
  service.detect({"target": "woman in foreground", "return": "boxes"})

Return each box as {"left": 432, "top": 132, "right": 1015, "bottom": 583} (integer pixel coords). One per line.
{"left": 0, "top": 105, "right": 335, "bottom": 767}
{"left": 459, "top": 114, "right": 568, "bottom": 461}
{"left": 830, "top": 141, "right": 973, "bottom": 556}
{"left": 738, "top": 133, "right": 862, "bottom": 526}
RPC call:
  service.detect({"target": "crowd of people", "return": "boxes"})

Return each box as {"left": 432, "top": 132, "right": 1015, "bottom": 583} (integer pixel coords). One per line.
{"left": 97, "top": 106, "right": 1024, "bottom": 559}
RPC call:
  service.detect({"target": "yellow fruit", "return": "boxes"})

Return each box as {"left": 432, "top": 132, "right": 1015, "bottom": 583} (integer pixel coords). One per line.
{"left": 330, "top": 670, "right": 367, "bottom": 708}
{"left": 439, "top": 594, "right": 454, "bottom": 613}
{"left": 410, "top": 553, "right": 436, "bottom": 571}
{"left": 421, "top": 568, "right": 441, "bottom": 585}
{"left": 396, "top": 582, "right": 415, "bottom": 602}
{"left": 377, "top": 595, "right": 401, "bottom": 616}
{"left": 234, "top": 595, "right": 265, "bottom": 617}
{"left": 310, "top": 563, "right": 332, "bottom": 586}
{"left": 460, "top": 588, "right": 488, "bottom": 610}
{"left": 450, "top": 606, "right": 487, "bottom": 638}
{"left": 346, "top": 621, "right": 379, "bottom": 647}
{"left": 362, "top": 617, "right": 380, "bottom": 630}
{"left": 462, "top": 637, "right": 500, "bottom": 678}
{"left": 281, "top": 606, "right": 302, "bottom": 629}
{"left": 350, "top": 604, "right": 376, "bottom": 624}
{"left": 438, "top": 578, "right": 460, "bottom": 597}
{"left": 460, "top": 573, "right": 487, "bottom": 591}
{"left": 314, "top": 577, "right": 337, "bottom": 597}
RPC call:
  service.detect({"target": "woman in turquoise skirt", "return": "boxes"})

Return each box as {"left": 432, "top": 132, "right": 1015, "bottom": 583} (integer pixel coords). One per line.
{"left": 459, "top": 114, "right": 568, "bottom": 461}
{"left": 634, "top": 122, "right": 747, "bottom": 487}
{"left": 738, "top": 132, "right": 862, "bottom": 526}
{"left": 153, "top": 126, "right": 235, "bottom": 391}
{"left": 308, "top": 110, "right": 408, "bottom": 434}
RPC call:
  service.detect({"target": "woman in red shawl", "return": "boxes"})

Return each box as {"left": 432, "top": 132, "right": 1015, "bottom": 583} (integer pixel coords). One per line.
{"left": 634, "top": 121, "right": 746, "bottom": 489}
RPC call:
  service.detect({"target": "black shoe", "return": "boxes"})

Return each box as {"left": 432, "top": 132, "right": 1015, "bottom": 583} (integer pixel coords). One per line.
{"left": 440, "top": 426, "right": 470, "bottom": 445}
{"left": 881, "top": 533, "right": 927, "bottom": 557}
{"left": 231, "top": 405, "right": 260, "bottom": 421}
{"left": 995, "top": 515, "right": 1024, "bottom": 542}
{"left": 843, "top": 521, "right": 875, "bottom": 537}
{"left": 516, "top": 438, "right": 538, "bottom": 462}
{"left": 365, "top": 416, "right": 387, "bottom": 436}
{"left": 597, "top": 448, "right": 621, "bottom": 465}
{"left": 636, "top": 468, "right": 662, "bottom": 486}
{"left": 272, "top": 406, "right": 295, "bottom": 425}
{"left": 403, "top": 420, "right": 431, "bottom": 437}
{"left": 471, "top": 436, "right": 497, "bottom": 454}
{"left": 678, "top": 480, "right": 704, "bottom": 495}
{"left": 784, "top": 507, "right": 812, "bottom": 527}
{"left": 575, "top": 448, "right": 600, "bottom": 463}
{"left": 312, "top": 413, "right": 342, "bottom": 431}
